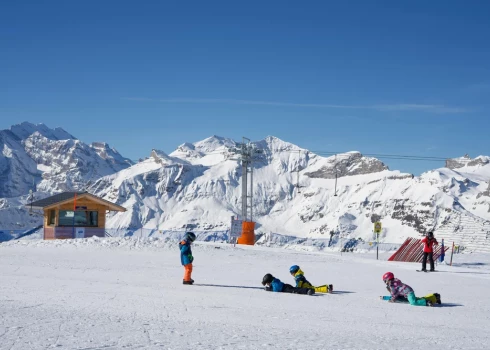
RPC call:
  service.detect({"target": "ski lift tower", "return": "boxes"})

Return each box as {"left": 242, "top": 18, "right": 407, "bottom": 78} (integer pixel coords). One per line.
{"left": 230, "top": 137, "right": 264, "bottom": 222}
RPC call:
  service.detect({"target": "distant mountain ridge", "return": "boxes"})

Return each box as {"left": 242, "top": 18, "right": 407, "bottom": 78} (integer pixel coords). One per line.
{"left": 0, "top": 122, "right": 132, "bottom": 198}
{"left": 1, "top": 123, "right": 489, "bottom": 248}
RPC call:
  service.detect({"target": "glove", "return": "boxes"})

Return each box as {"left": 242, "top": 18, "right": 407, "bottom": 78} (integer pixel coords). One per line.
{"left": 188, "top": 254, "right": 193, "bottom": 263}
{"left": 265, "top": 286, "right": 272, "bottom": 292}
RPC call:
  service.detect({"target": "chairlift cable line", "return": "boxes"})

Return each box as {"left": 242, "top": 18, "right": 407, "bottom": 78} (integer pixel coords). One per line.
{"left": 132, "top": 147, "right": 460, "bottom": 163}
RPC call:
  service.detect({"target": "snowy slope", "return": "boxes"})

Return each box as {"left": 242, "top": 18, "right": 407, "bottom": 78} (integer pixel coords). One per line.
{"left": 1, "top": 238, "right": 489, "bottom": 349}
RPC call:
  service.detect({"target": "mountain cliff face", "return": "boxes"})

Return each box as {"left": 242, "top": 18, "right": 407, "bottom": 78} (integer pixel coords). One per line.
{"left": 0, "top": 122, "right": 132, "bottom": 198}
{"left": 1, "top": 124, "right": 489, "bottom": 247}
{"left": 304, "top": 151, "right": 388, "bottom": 179}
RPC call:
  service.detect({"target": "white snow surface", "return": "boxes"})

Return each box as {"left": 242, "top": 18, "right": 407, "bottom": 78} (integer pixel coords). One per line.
{"left": 1, "top": 237, "right": 489, "bottom": 349}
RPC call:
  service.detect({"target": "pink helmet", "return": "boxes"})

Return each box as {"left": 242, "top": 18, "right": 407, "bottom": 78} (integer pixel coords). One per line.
{"left": 382, "top": 272, "right": 394, "bottom": 282}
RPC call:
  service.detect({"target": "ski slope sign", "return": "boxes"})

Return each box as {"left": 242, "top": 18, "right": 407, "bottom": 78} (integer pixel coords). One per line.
{"left": 230, "top": 216, "right": 243, "bottom": 238}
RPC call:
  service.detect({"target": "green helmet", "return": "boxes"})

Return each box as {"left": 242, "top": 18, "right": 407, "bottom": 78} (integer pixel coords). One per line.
{"left": 184, "top": 232, "right": 196, "bottom": 242}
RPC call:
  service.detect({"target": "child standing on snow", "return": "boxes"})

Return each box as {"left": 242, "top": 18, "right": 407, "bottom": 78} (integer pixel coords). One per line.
{"left": 262, "top": 273, "right": 315, "bottom": 295}
{"left": 180, "top": 232, "right": 196, "bottom": 285}
{"left": 382, "top": 272, "right": 439, "bottom": 306}
{"left": 289, "top": 265, "right": 333, "bottom": 293}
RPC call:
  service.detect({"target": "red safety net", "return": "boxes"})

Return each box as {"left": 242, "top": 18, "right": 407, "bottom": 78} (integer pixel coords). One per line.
{"left": 388, "top": 237, "right": 450, "bottom": 262}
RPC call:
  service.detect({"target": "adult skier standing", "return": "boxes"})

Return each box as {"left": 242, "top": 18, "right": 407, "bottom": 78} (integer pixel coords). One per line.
{"left": 421, "top": 231, "right": 438, "bottom": 272}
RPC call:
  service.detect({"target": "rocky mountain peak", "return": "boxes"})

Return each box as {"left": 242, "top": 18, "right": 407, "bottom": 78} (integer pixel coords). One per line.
{"left": 0, "top": 122, "right": 132, "bottom": 197}
{"left": 446, "top": 155, "right": 490, "bottom": 169}
{"left": 304, "top": 151, "right": 388, "bottom": 179}
{"left": 10, "top": 122, "right": 76, "bottom": 141}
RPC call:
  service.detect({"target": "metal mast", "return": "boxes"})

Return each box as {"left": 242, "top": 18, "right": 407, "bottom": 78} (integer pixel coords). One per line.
{"left": 230, "top": 137, "right": 263, "bottom": 222}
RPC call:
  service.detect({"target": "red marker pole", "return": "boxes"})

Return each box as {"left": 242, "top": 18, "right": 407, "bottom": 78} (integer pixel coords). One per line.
{"left": 72, "top": 193, "right": 77, "bottom": 238}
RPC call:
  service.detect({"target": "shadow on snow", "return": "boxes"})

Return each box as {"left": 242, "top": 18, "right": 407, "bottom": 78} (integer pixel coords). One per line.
{"left": 193, "top": 284, "right": 355, "bottom": 295}
{"left": 194, "top": 283, "right": 264, "bottom": 290}
{"left": 438, "top": 303, "right": 464, "bottom": 308}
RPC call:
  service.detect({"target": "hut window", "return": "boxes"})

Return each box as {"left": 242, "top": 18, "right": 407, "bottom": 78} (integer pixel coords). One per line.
{"left": 89, "top": 211, "right": 98, "bottom": 226}
{"left": 48, "top": 210, "right": 56, "bottom": 225}
{"left": 58, "top": 210, "right": 99, "bottom": 227}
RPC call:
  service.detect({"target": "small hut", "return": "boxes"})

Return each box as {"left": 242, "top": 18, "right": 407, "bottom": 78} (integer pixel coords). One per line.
{"left": 28, "top": 191, "right": 126, "bottom": 240}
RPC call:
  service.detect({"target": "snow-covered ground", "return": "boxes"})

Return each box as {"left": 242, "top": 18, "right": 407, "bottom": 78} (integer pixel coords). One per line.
{"left": 1, "top": 238, "right": 490, "bottom": 349}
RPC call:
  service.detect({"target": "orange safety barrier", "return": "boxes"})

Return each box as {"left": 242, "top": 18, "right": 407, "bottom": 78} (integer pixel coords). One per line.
{"left": 237, "top": 221, "right": 255, "bottom": 245}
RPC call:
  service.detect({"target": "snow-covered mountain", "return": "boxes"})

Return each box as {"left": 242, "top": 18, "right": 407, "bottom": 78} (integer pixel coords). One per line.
{"left": 0, "top": 122, "right": 133, "bottom": 198}
{"left": 2, "top": 124, "right": 490, "bottom": 246}
{"left": 87, "top": 135, "right": 490, "bottom": 244}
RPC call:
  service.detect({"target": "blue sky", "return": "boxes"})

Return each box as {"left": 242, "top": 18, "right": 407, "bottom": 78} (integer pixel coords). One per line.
{"left": 1, "top": 0, "right": 489, "bottom": 174}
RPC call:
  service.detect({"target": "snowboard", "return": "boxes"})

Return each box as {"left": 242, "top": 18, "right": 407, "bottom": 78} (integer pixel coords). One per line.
{"left": 314, "top": 284, "right": 333, "bottom": 293}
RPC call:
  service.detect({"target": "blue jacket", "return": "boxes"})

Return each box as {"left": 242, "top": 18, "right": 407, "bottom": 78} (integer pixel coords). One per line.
{"left": 270, "top": 278, "right": 285, "bottom": 292}
{"left": 179, "top": 239, "right": 193, "bottom": 266}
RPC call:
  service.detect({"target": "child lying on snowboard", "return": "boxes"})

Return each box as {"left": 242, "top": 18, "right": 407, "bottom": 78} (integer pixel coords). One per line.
{"left": 289, "top": 265, "right": 333, "bottom": 293}
{"left": 381, "top": 272, "right": 441, "bottom": 306}
{"left": 262, "top": 273, "right": 315, "bottom": 295}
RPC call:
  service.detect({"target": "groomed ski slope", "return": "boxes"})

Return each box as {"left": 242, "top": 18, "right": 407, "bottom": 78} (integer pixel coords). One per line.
{"left": 1, "top": 238, "right": 490, "bottom": 350}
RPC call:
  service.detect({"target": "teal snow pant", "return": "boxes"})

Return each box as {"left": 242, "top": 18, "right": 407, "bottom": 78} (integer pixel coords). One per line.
{"left": 407, "top": 292, "right": 427, "bottom": 306}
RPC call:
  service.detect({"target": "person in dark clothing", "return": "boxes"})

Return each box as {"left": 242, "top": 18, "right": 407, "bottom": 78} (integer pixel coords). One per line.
{"left": 262, "top": 273, "right": 315, "bottom": 295}
{"left": 421, "top": 232, "right": 438, "bottom": 272}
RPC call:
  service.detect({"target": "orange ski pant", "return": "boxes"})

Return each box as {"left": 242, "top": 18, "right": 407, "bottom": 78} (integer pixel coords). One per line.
{"left": 183, "top": 263, "right": 193, "bottom": 281}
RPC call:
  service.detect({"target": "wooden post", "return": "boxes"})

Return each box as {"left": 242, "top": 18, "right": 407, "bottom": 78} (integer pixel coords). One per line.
{"left": 450, "top": 241, "right": 455, "bottom": 266}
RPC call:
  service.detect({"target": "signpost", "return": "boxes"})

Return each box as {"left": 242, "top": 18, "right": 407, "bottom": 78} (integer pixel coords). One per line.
{"left": 374, "top": 222, "right": 382, "bottom": 260}
{"left": 439, "top": 239, "right": 445, "bottom": 263}
{"left": 450, "top": 241, "right": 455, "bottom": 266}
{"left": 230, "top": 216, "right": 243, "bottom": 245}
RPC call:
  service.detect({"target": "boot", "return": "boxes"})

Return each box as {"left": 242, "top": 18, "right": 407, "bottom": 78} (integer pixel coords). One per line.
{"left": 434, "top": 293, "right": 441, "bottom": 304}
{"left": 183, "top": 280, "right": 194, "bottom": 285}
{"left": 307, "top": 289, "right": 315, "bottom": 295}
{"left": 328, "top": 284, "right": 333, "bottom": 293}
